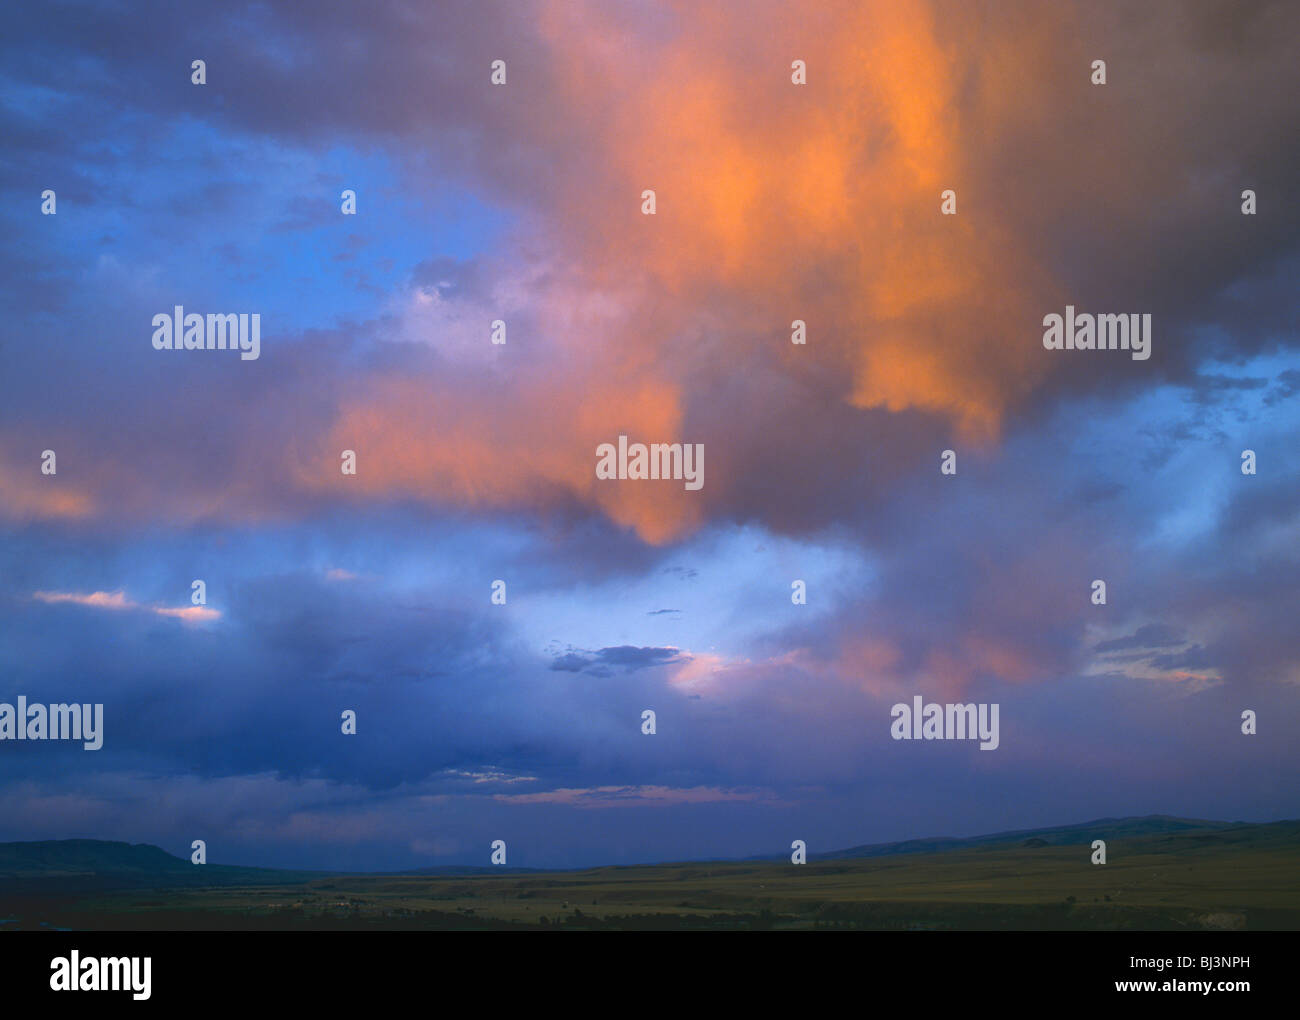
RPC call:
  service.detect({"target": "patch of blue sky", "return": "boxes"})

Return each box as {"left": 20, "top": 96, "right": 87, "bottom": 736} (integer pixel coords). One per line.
{"left": 1023, "top": 348, "right": 1300, "bottom": 553}
{"left": 511, "top": 523, "right": 878, "bottom": 663}
{"left": 12, "top": 113, "right": 513, "bottom": 332}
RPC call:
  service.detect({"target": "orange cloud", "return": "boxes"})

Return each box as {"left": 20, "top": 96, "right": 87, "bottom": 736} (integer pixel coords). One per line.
{"left": 0, "top": 460, "right": 95, "bottom": 521}
{"left": 537, "top": 0, "right": 1060, "bottom": 442}
{"left": 3, "top": 1, "right": 1078, "bottom": 540}
{"left": 281, "top": 0, "right": 1065, "bottom": 542}
{"left": 300, "top": 363, "right": 703, "bottom": 545}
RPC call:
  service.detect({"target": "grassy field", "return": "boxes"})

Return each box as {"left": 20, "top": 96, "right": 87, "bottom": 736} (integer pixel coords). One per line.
{"left": 9, "top": 822, "right": 1298, "bottom": 930}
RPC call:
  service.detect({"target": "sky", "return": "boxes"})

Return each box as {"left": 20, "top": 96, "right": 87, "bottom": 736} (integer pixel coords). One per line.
{"left": 0, "top": 0, "right": 1297, "bottom": 871}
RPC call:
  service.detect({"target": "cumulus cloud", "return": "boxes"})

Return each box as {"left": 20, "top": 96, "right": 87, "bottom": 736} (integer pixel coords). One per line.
{"left": 0, "top": 0, "right": 1297, "bottom": 866}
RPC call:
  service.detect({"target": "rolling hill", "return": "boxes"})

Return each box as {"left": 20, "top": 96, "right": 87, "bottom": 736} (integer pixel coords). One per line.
{"left": 3, "top": 816, "right": 1297, "bottom": 930}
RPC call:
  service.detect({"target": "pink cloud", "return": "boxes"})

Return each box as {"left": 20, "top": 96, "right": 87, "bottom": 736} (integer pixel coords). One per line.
{"left": 32, "top": 589, "right": 221, "bottom": 623}
{"left": 34, "top": 589, "right": 133, "bottom": 609}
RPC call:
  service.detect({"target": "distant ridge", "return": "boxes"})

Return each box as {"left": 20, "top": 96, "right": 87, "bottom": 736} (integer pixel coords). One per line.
{"left": 0, "top": 838, "right": 189, "bottom": 876}
{"left": 3, "top": 816, "right": 1295, "bottom": 886}
{"left": 0, "top": 839, "right": 542, "bottom": 891}
{"left": 0, "top": 839, "right": 321, "bottom": 893}
{"left": 811, "top": 814, "right": 1238, "bottom": 861}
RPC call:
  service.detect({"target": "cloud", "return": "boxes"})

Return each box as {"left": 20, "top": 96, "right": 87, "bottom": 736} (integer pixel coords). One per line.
{"left": 550, "top": 645, "right": 686, "bottom": 675}
{"left": 440, "top": 768, "right": 538, "bottom": 786}
{"left": 5, "top": 1, "right": 1297, "bottom": 546}
{"left": 152, "top": 605, "right": 221, "bottom": 622}
{"left": 493, "top": 785, "right": 776, "bottom": 808}
{"left": 33, "top": 589, "right": 133, "bottom": 610}
{"left": 32, "top": 589, "right": 219, "bottom": 622}
{"left": 1093, "top": 624, "right": 1187, "bottom": 653}
{"left": 1, "top": 0, "right": 1298, "bottom": 868}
